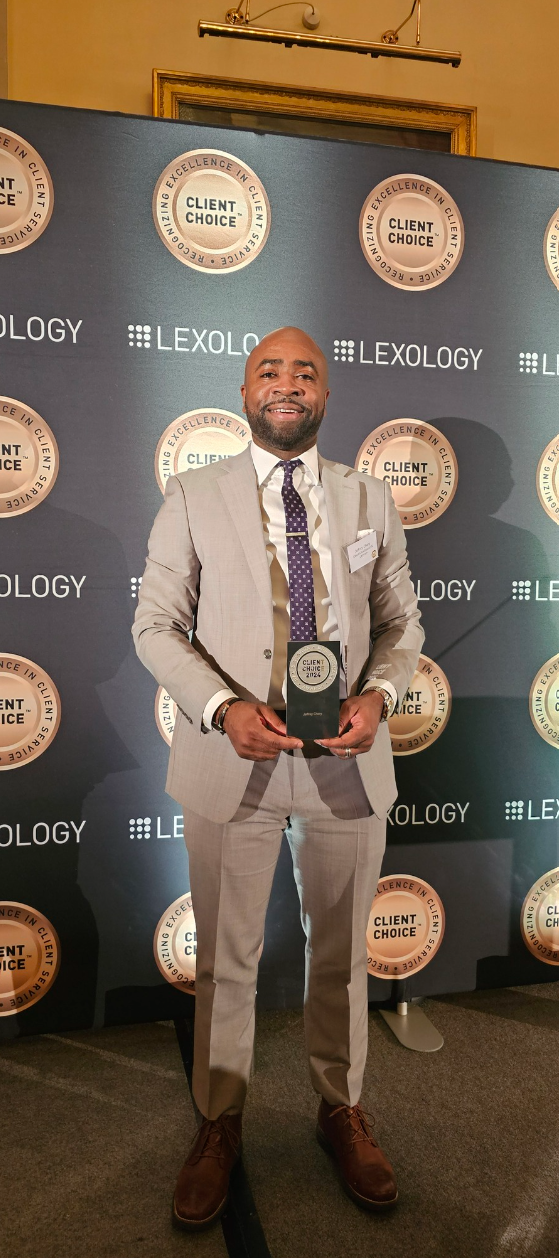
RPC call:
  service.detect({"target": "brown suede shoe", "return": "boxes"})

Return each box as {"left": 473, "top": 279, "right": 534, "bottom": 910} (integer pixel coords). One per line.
{"left": 172, "top": 1112, "right": 242, "bottom": 1231}
{"left": 317, "top": 1100, "right": 398, "bottom": 1211}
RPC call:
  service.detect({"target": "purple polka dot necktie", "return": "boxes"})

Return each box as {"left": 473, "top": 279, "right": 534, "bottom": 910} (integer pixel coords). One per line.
{"left": 279, "top": 459, "right": 317, "bottom": 641}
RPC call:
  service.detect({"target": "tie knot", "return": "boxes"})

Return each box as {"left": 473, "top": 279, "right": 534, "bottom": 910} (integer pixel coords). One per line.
{"left": 279, "top": 458, "right": 302, "bottom": 484}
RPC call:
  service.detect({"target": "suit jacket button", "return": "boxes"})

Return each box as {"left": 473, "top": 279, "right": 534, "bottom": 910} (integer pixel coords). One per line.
{"left": 264, "top": 649, "right": 272, "bottom": 659}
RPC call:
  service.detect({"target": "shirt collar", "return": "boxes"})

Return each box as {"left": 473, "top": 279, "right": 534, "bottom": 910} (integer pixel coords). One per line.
{"left": 250, "top": 441, "right": 320, "bottom": 487}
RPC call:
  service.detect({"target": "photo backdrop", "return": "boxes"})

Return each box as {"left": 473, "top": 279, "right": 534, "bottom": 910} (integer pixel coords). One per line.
{"left": 0, "top": 98, "right": 558, "bottom": 1037}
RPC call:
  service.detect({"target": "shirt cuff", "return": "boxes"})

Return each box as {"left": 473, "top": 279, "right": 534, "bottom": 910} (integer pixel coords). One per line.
{"left": 360, "top": 679, "right": 398, "bottom": 717}
{"left": 201, "top": 688, "right": 238, "bottom": 732}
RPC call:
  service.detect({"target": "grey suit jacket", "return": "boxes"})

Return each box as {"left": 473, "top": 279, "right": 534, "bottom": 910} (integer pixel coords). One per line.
{"left": 132, "top": 445, "right": 424, "bottom": 822}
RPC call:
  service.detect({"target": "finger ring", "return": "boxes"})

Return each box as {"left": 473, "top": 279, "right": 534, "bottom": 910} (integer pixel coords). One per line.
{"left": 344, "top": 747, "right": 352, "bottom": 758}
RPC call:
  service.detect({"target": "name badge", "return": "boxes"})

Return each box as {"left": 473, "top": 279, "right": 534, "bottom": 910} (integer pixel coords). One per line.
{"left": 346, "top": 530, "right": 378, "bottom": 573}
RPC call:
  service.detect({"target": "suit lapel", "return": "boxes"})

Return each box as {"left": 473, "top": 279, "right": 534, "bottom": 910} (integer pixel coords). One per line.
{"left": 217, "top": 447, "right": 273, "bottom": 622}
{"left": 321, "top": 460, "right": 360, "bottom": 651}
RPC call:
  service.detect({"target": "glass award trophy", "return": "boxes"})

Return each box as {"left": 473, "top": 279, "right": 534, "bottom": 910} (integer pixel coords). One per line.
{"left": 286, "top": 641, "right": 340, "bottom": 739}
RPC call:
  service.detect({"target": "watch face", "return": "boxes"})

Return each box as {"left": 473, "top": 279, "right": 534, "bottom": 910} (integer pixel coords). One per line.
{"left": 371, "top": 687, "right": 390, "bottom": 710}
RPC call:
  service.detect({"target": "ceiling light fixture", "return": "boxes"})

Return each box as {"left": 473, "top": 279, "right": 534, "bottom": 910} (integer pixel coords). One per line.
{"left": 199, "top": 0, "right": 461, "bottom": 68}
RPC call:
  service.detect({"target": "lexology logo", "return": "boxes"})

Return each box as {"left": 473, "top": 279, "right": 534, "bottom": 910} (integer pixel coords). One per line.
{"left": 333, "top": 339, "right": 355, "bottom": 362}
{"left": 518, "top": 348, "right": 559, "bottom": 376}
{"left": 505, "top": 799, "right": 559, "bottom": 821}
{"left": 126, "top": 322, "right": 258, "bottom": 356}
{"left": 0, "top": 821, "right": 86, "bottom": 847}
{"left": 335, "top": 336, "right": 483, "bottom": 371}
{"left": 414, "top": 579, "right": 476, "bottom": 602}
{"left": 128, "top": 814, "right": 184, "bottom": 840}
{"left": 0, "top": 314, "right": 83, "bottom": 344}
{"left": 519, "top": 351, "right": 538, "bottom": 374}
{"left": 511, "top": 579, "right": 559, "bottom": 601}
{"left": 0, "top": 574, "right": 86, "bottom": 599}
{"left": 387, "top": 801, "right": 470, "bottom": 826}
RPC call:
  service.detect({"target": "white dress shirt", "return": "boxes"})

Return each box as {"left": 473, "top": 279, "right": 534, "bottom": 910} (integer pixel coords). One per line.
{"left": 202, "top": 442, "right": 397, "bottom": 728}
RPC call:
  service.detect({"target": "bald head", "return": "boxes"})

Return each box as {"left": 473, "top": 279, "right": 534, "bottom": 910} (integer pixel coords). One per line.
{"left": 241, "top": 326, "right": 329, "bottom": 457}
{"left": 244, "top": 326, "right": 328, "bottom": 387}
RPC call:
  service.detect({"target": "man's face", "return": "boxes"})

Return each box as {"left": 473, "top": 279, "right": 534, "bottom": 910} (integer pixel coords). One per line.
{"left": 241, "top": 331, "right": 329, "bottom": 452}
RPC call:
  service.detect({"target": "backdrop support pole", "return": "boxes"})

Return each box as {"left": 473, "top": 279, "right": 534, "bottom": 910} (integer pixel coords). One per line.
{"left": 379, "top": 980, "right": 444, "bottom": 1052}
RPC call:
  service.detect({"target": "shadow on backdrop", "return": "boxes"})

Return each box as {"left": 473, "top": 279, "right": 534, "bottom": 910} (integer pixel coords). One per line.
{"left": 0, "top": 504, "right": 135, "bottom": 1038}
{"left": 395, "top": 416, "right": 558, "bottom": 989}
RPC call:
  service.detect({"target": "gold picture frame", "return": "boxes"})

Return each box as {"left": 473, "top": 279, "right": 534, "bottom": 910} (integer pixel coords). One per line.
{"left": 153, "top": 71, "right": 476, "bottom": 156}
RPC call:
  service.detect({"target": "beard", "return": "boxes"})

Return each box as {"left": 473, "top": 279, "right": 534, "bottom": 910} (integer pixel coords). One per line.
{"left": 245, "top": 399, "right": 325, "bottom": 451}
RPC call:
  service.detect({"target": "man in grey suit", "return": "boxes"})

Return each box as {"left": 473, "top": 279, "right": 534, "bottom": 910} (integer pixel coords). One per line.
{"left": 133, "top": 326, "right": 423, "bottom": 1230}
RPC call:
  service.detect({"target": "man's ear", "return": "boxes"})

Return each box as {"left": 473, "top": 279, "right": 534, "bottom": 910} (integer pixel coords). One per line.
{"left": 240, "top": 383, "right": 246, "bottom": 414}
{"left": 322, "top": 387, "right": 330, "bottom": 417}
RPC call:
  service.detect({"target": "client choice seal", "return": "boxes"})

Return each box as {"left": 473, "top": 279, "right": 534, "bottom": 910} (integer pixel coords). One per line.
{"left": 154, "top": 894, "right": 197, "bottom": 993}
{"left": 0, "top": 396, "right": 59, "bottom": 517}
{"left": 536, "top": 434, "right": 559, "bottom": 525}
{"left": 521, "top": 868, "right": 559, "bottom": 965}
{"left": 154, "top": 894, "right": 264, "bottom": 994}
{"left": 0, "top": 127, "right": 54, "bottom": 253}
{"left": 389, "top": 653, "right": 451, "bottom": 755}
{"left": 0, "top": 654, "right": 61, "bottom": 769}
{"left": 0, "top": 901, "right": 60, "bottom": 1015}
{"left": 543, "top": 208, "right": 559, "bottom": 290}
{"left": 155, "top": 686, "right": 176, "bottom": 746}
{"left": 289, "top": 644, "right": 338, "bottom": 693}
{"left": 367, "top": 875, "right": 445, "bottom": 978}
{"left": 529, "top": 653, "right": 559, "bottom": 749}
{"left": 153, "top": 148, "right": 271, "bottom": 273}
{"left": 356, "top": 419, "right": 458, "bottom": 528}
{"left": 155, "top": 408, "right": 250, "bottom": 492}
{"left": 359, "top": 173, "right": 464, "bottom": 290}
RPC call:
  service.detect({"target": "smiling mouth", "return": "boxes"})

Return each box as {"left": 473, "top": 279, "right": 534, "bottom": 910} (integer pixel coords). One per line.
{"left": 266, "top": 405, "right": 304, "bottom": 417}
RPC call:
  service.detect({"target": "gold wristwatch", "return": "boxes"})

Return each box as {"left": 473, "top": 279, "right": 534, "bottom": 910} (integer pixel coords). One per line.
{"left": 374, "top": 687, "right": 393, "bottom": 722}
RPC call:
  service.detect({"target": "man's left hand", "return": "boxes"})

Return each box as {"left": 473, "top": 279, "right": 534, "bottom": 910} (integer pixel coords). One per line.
{"left": 316, "top": 690, "right": 385, "bottom": 758}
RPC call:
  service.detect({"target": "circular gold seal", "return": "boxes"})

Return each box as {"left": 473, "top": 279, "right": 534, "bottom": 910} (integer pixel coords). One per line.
{"left": 389, "top": 653, "right": 451, "bottom": 755}
{"left": 288, "top": 644, "right": 338, "bottom": 694}
{"left": 521, "top": 868, "right": 559, "bottom": 965}
{"left": 0, "top": 396, "right": 59, "bottom": 518}
{"left": 359, "top": 173, "right": 464, "bottom": 290}
{"left": 0, "top": 901, "right": 60, "bottom": 1015}
{"left": 152, "top": 148, "right": 271, "bottom": 273}
{"left": 356, "top": 419, "right": 458, "bottom": 529}
{"left": 154, "top": 894, "right": 197, "bottom": 993}
{"left": 529, "top": 654, "right": 559, "bottom": 749}
{"left": 536, "top": 434, "right": 559, "bottom": 526}
{"left": 155, "top": 686, "right": 177, "bottom": 746}
{"left": 0, "top": 654, "right": 61, "bottom": 770}
{"left": 0, "top": 128, "right": 54, "bottom": 253}
{"left": 543, "top": 208, "right": 559, "bottom": 290}
{"left": 155, "top": 408, "right": 251, "bottom": 493}
{"left": 367, "top": 874, "right": 445, "bottom": 978}
{"left": 154, "top": 894, "right": 264, "bottom": 996}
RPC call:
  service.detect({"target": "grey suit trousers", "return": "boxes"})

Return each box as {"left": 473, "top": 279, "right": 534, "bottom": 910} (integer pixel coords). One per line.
{"left": 183, "top": 746, "right": 386, "bottom": 1120}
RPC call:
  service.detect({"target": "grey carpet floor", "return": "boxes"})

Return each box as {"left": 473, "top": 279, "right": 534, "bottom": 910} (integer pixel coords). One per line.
{"left": 2, "top": 983, "right": 558, "bottom": 1258}
{"left": 1, "top": 1021, "right": 227, "bottom": 1258}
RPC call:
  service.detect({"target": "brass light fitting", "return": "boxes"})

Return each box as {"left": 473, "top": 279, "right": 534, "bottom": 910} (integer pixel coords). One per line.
{"left": 199, "top": 0, "right": 461, "bottom": 68}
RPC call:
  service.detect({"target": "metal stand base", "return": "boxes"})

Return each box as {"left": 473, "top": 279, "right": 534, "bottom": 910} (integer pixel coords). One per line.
{"left": 379, "top": 1000, "right": 444, "bottom": 1052}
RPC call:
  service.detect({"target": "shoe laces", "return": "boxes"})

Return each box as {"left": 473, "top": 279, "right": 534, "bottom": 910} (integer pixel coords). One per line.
{"left": 191, "top": 1115, "right": 241, "bottom": 1164}
{"left": 328, "top": 1103, "right": 379, "bottom": 1147}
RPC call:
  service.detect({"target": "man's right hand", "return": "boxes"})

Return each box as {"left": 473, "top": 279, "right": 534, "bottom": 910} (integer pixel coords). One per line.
{"left": 222, "top": 701, "right": 303, "bottom": 761}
